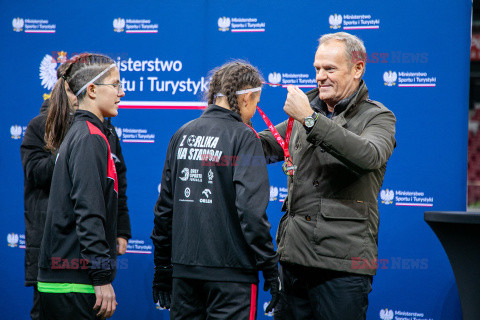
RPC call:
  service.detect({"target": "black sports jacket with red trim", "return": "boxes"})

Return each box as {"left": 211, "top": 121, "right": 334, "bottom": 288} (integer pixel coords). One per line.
{"left": 151, "top": 105, "right": 278, "bottom": 283}
{"left": 38, "top": 110, "right": 118, "bottom": 286}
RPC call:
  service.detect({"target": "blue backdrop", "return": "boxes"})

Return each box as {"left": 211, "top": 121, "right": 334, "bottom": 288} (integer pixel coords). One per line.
{"left": 0, "top": 1, "right": 471, "bottom": 319}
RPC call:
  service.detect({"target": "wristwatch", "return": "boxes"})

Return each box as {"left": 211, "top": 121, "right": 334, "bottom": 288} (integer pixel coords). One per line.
{"left": 303, "top": 112, "right": 318, "bottom": 128}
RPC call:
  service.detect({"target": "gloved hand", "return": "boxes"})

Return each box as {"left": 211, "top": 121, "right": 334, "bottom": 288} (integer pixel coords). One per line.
{"left": 152, "top": 265, "right": 173, "bottom": 309}
{"left": 263, "top": 267, "right": 281, "bottom": 314}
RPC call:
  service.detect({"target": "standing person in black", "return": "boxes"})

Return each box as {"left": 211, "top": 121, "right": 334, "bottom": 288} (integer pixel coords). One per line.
{"left": 36, "top": 53, "right": 126, "bottom": 320}
{"left": 21, "top": 59, "right": 131, "bottom": 319}
{"left": 20, "top": 62, "right": 77, "bottom": 320}
{"left": 151, "top": 61, "right": 280, "bottom": 319}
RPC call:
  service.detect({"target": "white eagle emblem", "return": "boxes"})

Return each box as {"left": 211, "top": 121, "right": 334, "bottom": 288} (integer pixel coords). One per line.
{"left": 379, "top": 308, "right": 394, "bottom": 320}
{"left": 380, "top": 189, "right": 394, "bottom": 205}
{"left": 115, "top": 127, "right": 122, "bottom": 139}
{"left": 263, "top": 302, "right": 274, "bottom": 317}
{"left": 10, "top": 125, "right": 22, "bottom": 139}
{"left": 268, "top": 72, "right": 282, "bottom": 86}
{"left": 329, "top": 14, "right": 342, "bottom": 29}
{"left": 383, "top": 71, "right": 397, "bottom": 87}
{"left": 7, "top": 233, "right": 19, "bottom": 247}
{"left": 39, "top": 54, "right": 58, "bottom": 90}
{"left": 218, "top": 17, "right": 231, "bottom": 32}
{"left": 12, "top": 18, "right": 24, "bottom": 32}
{"left": 269, "top": 186, "right": 279, "bottom": 201}
{"left": 113, "top": 18, "right": 125, "bottom": 32}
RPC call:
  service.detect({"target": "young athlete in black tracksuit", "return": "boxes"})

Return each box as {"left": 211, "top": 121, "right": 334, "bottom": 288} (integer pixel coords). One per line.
{"left": 21, "top": 94, "right": 130, "bottom": 319}
{"left": 152, "top": 61, "right": 280, "bottom": 319}
{"left": 37, "top": 53, "right": 125, "bottom": 320}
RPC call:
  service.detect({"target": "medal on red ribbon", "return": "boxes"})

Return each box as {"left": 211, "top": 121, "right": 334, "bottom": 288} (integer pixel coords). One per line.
{"left": 256, "top": 106, "right": 296, "bottom": 176}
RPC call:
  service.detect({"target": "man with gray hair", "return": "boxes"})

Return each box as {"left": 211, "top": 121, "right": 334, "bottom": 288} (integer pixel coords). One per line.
{"left": 259, "top": 32, "right": 396, "bottom": 319}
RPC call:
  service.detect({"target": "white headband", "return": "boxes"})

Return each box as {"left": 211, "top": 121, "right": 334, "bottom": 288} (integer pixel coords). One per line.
{"left": 75, "top": 63, "right": 117, "bottom": 97}
{"left": 216, "top": 86, "right": 262, "bottom": 97}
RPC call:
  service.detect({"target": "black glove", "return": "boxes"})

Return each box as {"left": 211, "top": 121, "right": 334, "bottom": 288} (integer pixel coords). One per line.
{"left": 263, "top": 267, "right": 281, "bottom": 314}
{"left": 153, "top": 265, "right": 173, "bottom": 309}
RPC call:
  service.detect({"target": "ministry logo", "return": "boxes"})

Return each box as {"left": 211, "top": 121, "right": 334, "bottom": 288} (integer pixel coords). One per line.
{"left": 218, "top": 17, "right": 231, "bottom": 31}
{"left": 383, "top": 71, "right": 397, "bottom": 87}
{"left": 269, "top": 186, "right": 279, "bottom": 201}
{"left": 329, "top": 14, "right": 342, "bottom": 29}
{"left": 10, "top": 125, "right": 22, "bottom": 139}
{"left": 113, "top": 18, "right": 125, "bottom": 32}
{"left": 7, "top": 233, "right": 19, "bottom": 247}
{"left": 39, "top": 54, "right": 61, "bottom": 90}
{"left": 115, "top": 127, "right": 122, "bottom": 139}
{"left": 268, "top": 72, "right": 282, "bottom": 86}
{"left": 379, "top": 308, "right": 394, "bottom": 320}
{"left": 380, "top": 189, "right": 394, "bottom": 205}
{"left": 263, "top": 302, "right": 274, "bottom": 317}
{"left": 12, "top": 17, "right": 24, "bottom": 32}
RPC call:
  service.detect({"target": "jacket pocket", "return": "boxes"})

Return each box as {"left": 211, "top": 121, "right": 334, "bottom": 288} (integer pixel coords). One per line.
{"left": 312, "top": 198, "right": 368, "bottom": 259}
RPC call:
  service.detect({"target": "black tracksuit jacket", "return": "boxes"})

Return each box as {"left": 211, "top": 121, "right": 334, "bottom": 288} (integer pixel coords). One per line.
{"left": 21, "top": 101, "right": 131, "bottom": 286}
{"left": 37, "top": 110, "right": 119, "bottom": 286}
{"left": 151, "top": 105, "right": 278, "bottom": 283}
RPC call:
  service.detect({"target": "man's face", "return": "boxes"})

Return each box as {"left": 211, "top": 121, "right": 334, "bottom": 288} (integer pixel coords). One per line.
{"left": 314, "top": 40, "right": 363, "bottom": 106}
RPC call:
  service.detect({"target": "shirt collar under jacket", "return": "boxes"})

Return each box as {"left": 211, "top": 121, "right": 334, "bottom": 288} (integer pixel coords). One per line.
{"left": 202, "top": 104, "right": 243, "bottom": 122}
{"left": 312, "top": 80, "right": 364, "bottom": 118}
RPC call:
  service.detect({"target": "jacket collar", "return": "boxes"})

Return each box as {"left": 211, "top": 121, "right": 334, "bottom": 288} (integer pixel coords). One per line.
{"left": 74, "top": 109, "right": 110, "bottom": 135}
{"left": 201, "top": 104, "right": 243, "bottom": 122}
{"left": 307, "top": 80, "right": 369, "bottom": 126}
{"left": 40, "top": 99, "right": 50, "bottom": 114}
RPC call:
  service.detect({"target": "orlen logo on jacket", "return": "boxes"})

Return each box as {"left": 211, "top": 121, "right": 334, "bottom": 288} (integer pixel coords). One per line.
{"left": 268, "top": 72, "right": 282, "bottom": 85}
{"left": 218, "top": 17, "right": 231, "bottom": 31}
{"left": 383, "top": 71, "right": 397, "bottom": 87}
{"left": 329, "top": 14, "right": 342, "bottom": 29}
{"left": 379, "top": 308, "right": 394, "bottom": 320}
{"left": 113, "top": 18, "right": 125, "bottom": 32}
{"left": 12, "top": 17, "right": 24, "bottom": 32}
{"left": 7, "top": 233, "right": 19, "bottom": 247}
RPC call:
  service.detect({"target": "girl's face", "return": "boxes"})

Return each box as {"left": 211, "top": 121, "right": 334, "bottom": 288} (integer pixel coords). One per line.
{"left": 240, "top": 91, "right": 261, "bottom": 124}
{"left": 95, "top": 68, "right": 125, "bottom": 118}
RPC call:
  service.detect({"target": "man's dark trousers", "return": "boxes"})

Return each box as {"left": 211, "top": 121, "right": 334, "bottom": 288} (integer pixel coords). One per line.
{"left": 274, "top": 263, "right": 372, "bottom": 320}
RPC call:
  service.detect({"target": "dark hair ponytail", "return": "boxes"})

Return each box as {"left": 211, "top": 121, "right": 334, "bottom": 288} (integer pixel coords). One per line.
{"left": 45, "top": 53, "right": 115, "bottom": 152}
{"left": 45, "top": 76, "right": 72, "bottom": 151}
{"left": 206, "top": 60, "right": 263, "bottom": 119}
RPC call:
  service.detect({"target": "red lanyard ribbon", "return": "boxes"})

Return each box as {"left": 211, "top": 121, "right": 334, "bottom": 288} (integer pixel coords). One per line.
{"left": 256, "top": 105, "right": 296, "bottom": 175}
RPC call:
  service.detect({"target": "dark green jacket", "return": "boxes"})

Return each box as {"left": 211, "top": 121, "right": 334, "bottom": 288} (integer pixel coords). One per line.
{"left": 259, "top": 81, "right": 396, "bottom": 275}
